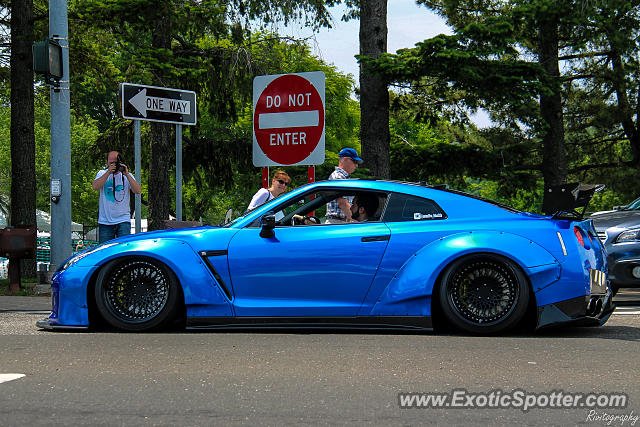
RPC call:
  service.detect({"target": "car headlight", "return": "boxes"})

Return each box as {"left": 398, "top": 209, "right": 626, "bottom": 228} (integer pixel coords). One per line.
{"left": 615, "top": 229, "right": 640, "bottom": 243}
{"left": 59, "top": 242, "right": 119, "bottom": 271}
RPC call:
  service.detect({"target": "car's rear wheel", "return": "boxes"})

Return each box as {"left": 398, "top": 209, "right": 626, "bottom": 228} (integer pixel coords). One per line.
{"left": 439, "top": 254, "right": 529, "bottom": 334}
{"left": 95, "top": 257, "right": 180, "bottom": 331}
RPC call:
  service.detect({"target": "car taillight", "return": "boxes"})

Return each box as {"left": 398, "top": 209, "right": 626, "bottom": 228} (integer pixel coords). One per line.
{"left": 574, "top": 226, "right": 585, "bottom": 248}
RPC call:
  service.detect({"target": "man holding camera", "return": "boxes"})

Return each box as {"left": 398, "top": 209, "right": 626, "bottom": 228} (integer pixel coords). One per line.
{"left": 92, "top": 151, "right": 142, "bottom": 243}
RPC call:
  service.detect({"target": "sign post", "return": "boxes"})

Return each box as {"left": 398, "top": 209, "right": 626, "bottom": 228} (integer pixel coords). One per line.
{"left": 120, "top": 83, "right": 197, "bottom": 224}
{"left": 134, "top": 120, "right": 141, "bottom": 232}
{"left": 253, "top": 72, "right": 325, "bottom": 168}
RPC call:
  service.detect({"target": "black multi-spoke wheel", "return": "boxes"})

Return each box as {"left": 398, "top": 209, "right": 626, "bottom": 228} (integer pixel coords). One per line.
{"left": 439, "top": 255, "right": 529, "bottom": 334}
{"left": 95, "top": 257, "right": 180, "bottom": 331}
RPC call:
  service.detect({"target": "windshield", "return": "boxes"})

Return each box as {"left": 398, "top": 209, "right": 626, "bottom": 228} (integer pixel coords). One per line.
{"left": 222, "top": 192, "right": 287, "bottom": 228}
{"left": 625, "top": 197, "right": 640, "bottom": 210}
{"left": 222, "top": 213, "right": 247, "bottom": 228}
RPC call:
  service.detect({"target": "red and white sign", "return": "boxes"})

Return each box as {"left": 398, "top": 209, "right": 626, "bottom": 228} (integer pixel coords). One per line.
{"left": 253, "top": 72, "right": 325, "bottom": 166}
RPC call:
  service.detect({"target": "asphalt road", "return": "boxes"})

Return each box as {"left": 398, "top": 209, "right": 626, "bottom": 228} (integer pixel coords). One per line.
{"left": 0, "top": 304, "right": 639, "bottom": 426}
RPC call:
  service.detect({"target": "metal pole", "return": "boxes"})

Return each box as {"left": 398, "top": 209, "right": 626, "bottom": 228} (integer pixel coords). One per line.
{"left": 176, "top": 124, "right": 182, "bottom": 221}
{"left": 134, "top": 120, "right": 141, "bottom": 233}
{"left": 49, "top": 0, "right": 71, "bottom": 268}
{"left": 308, "top": 166, "right": 316, "bottom": 216}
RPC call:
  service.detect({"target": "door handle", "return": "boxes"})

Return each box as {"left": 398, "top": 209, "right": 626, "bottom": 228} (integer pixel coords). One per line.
{"left": 361, "top": 235, "right": 390, "bottom": 242}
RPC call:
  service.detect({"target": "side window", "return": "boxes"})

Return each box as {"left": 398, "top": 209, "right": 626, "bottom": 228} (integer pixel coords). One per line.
{"left": 382, "top": 193, "right": 447, "bottom": 222}
{"left": 247, "top": 190, "right": 389, "bottom": 227}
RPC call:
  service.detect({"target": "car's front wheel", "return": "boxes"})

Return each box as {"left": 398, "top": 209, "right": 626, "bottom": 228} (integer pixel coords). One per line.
{"left": 439, "top": 254, "right": 529, "bottom": 334}
{"left": 94, "top": 257, "right": 180, "bottom": 331}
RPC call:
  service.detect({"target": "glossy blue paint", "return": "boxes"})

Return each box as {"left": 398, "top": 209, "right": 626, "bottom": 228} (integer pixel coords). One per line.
{"left": 47, "top": 267, "right": 91, "bottom": 326}
{"left": 50, "top": 229, "right": 236, "bottom": 325}
{"left": 367, "top": 230, "right": 559, "bottom": 316}
{"left": 44, "top": 180, "right": 611, "bottom": 331}
{"left": 533, "top": 219, "right": 607, "bottom": 307}
{"left": 227, "top": 222, "right": 390, "bottom": 316}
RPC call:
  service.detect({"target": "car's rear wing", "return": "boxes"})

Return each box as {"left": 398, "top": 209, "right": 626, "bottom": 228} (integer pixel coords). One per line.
{"left": 542, "top": 183, "right": 605, "bottom": 219}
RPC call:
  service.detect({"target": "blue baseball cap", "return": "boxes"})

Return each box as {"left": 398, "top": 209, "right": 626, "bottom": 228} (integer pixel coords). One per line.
{"left": 338, "top": 148, "right": 363, "bottom": 163}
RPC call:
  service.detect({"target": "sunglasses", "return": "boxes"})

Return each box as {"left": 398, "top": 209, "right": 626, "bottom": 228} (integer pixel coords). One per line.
{"left": 277, "top": 179, "right": 290, "bottom": 186}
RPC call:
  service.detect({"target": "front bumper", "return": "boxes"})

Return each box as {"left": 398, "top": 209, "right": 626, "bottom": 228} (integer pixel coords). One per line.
{"left": 608, "top": 256, "right": 640, "bottom": 289}
{"left": 35, "top": 268, "right": 91, "bottom": 331}
{"left": 36, "top": 317, "right": 88, "bottom": 331}
{"left": 536, "top": 288, "right": 615, "bottom": 329}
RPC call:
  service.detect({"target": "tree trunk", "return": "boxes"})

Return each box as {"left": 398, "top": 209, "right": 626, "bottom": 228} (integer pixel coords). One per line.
{"left": 538, "top": 15, "right": 567, "bottom": 204}
{"left": 359, "top": 0, "right": 390, "bottom": 179}
{"left": 148, "top": 123, "right": 173, "bottom": 230}
{"left": 10, "top": 0, "right": 37, "bottom": 278}
{"left": 607, "top": 38, "right": 640, "bottom": 166}
{"left": 148, "top": 14, "right": 172, "bottom": 231}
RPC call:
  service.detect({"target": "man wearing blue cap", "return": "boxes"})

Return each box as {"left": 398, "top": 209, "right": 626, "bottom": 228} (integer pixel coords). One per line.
{"left": 325, "top": 148, "right": 363, "bottom": 224}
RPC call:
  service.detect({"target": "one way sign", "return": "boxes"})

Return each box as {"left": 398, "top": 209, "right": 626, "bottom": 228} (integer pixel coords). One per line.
{"left": 120, "top": 83, "right": 197, "bottom": 125}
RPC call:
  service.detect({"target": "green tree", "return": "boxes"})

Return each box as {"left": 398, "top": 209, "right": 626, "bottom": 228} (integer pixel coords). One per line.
{"left": 178, "top": 35, "right": 359, "bottom": 223}
{"left": 70, "top": 0, "right": 342, "bottom": 229}
{"left": 60, "top": 1, "right": 360, "bottom": 225}
{"left": 372, "top": 0, "right": 640, "bottom": 211}
{"left": 0, "top": 87, "right": 102, "bottom": 226}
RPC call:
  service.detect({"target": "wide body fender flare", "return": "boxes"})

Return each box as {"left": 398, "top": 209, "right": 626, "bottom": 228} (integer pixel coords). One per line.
{"left": 367, "top": 230, "right": 560, "bottom": 317}
{"left": 53, "top": 238, "right": 232, "bottom": 326}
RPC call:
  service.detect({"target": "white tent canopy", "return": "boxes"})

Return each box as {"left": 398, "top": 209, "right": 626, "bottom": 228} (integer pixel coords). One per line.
{"left": 1, "top": 210, "right": 149, "bottom": 241}
{"left": 1, "top": 209, "right": 84, "bottom": 233}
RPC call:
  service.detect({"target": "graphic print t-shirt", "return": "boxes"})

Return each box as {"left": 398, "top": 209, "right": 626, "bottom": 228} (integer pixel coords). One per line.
{"left": 96, "top": 169, "right": 133, "bottom": 225}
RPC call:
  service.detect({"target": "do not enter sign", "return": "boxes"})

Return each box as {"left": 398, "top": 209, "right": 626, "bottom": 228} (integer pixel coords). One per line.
{"left": 253, "top": 72, "right": 325, "bottom": 166}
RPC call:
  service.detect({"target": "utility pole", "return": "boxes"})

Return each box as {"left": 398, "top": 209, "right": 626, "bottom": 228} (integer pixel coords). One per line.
{"left": 49, "top": 0, "right": 71, "bottom": 269}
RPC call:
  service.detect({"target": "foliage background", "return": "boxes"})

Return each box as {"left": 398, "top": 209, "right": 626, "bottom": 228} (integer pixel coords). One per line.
{"left": 2, "top": 0, "right": 640, "bottom": 230}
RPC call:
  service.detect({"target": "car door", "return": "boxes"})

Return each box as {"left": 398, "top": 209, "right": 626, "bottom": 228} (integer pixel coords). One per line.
{"left": 227, "top": 221, "right": 391, "bottom": 317}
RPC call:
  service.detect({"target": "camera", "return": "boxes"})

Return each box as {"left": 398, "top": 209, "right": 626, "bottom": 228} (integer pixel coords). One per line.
{"left": 114, "top": 154, "right": 125, "bottom": 172}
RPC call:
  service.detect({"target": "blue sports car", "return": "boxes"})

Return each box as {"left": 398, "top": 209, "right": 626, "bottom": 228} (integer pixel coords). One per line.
{"left": 38, "top": 180, "right": 613, "bottom": 334}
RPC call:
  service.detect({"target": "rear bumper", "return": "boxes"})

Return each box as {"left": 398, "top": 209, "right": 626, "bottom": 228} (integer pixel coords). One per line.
{"left": 536, "top": 288, "right": 614, "bottom": 329}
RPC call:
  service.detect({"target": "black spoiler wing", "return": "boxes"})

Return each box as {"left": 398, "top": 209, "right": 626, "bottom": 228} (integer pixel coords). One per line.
{"left": 542, "top": 183, "right": 605, "bottom": 219}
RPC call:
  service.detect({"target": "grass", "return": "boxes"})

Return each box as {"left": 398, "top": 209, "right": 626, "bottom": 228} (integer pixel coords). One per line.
{"left": 0, "top": 277, "right": 39, "bottom": 296}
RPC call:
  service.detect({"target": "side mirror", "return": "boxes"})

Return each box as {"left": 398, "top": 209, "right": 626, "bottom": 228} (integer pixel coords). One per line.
{"left": 259, "top": 213, "right": 276, "bottom": 238}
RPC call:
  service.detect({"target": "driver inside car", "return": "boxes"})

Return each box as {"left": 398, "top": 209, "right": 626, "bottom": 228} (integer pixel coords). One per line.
{"left": 350, "top": 193, "right": 379, "bottom": 222}
{"left": 292, "top": 214, "right": 321, "bottom": 225}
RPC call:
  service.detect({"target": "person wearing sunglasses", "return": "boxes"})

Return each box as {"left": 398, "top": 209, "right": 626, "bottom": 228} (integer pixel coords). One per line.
{"left": 325, "top": 148, "right": 363, "bottom": 224}
{"left": 247, "top": 170, "right": 291, "bottom": 220}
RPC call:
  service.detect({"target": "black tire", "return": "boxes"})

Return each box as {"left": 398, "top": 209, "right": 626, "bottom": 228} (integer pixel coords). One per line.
{"left": 438, "top": 254, "right": 529, "bottom": 334}
{"left": 94, "top": 257, "right": 180, "bottom": 331}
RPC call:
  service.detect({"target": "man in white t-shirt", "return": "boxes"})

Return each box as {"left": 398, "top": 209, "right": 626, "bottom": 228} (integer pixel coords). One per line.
{"left": 92, "top": 151, "right": 142, "bottom": 243}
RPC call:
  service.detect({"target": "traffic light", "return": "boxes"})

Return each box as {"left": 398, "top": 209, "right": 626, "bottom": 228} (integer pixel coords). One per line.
{"left": 32, "top": 38, "right": 63, "bottom": 85}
